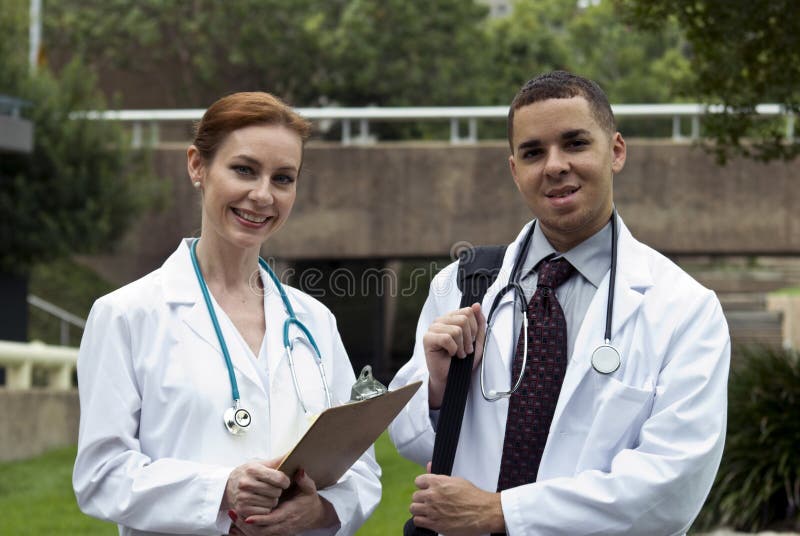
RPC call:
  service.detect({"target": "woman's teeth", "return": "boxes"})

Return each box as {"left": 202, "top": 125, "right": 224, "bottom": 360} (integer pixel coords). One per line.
{"left": 233, "top": 208, "right": 268, "bottom": 223}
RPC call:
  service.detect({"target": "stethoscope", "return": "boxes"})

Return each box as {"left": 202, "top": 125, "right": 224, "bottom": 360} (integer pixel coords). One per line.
{"left": 480, "top": 210, "right": 622, "bottom": 402}
{"left": 190, "top": 239, "right": 333, "bottom": 435}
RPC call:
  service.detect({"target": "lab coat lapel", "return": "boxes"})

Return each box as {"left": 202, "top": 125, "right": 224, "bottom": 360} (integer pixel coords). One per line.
{"left": 550, "top": 222, "right": 653, "bottom": 428}
{"left": 162, "top": 239, "right": 266, "bottom": 397}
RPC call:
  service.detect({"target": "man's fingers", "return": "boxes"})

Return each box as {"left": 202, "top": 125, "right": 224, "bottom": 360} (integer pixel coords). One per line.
{"left": 423, "top": 331, "right": 458, "bottom": 358}
{"left": 472, "top": 302, "right": 487, "bottom": 365}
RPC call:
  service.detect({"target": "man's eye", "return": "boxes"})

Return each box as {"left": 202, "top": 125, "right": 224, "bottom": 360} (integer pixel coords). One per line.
{"left": 522, "top": 149, "right": 543, "bottom": 159}
{"left": 568, "top": 139, "right": 589, "bottom": 149}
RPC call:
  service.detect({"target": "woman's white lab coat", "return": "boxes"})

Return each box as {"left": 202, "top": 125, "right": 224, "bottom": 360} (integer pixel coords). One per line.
{"left": 73, "top": 240, "right": 381, "bottom": 536}
{"left": 389, "top": 218, "right": 730, "bottom": 535}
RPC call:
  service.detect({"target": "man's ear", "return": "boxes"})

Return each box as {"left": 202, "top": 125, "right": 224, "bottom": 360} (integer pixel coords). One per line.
{"left": 611, "top": 132, "right": 626, "bottom": 174}
{"left": 509, "top": 154, "right": 522, "bottom": 193}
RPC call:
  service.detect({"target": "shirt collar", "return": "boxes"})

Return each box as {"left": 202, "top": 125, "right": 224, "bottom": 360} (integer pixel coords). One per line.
{"left": 519, "top": 215, "right": 615, "bottom": 289}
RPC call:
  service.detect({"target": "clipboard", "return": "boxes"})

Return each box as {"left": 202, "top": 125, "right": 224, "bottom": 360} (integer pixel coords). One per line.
{"left": 278, "top": 380, "right": 422, "bottom": 489}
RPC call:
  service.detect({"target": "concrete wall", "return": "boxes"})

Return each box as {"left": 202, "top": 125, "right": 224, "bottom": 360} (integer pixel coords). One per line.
{"left": 84, "top": 140, "right": 800, "bottom": 286}
{"left": 0, "top": 390, "right": 79, "bottom": 461}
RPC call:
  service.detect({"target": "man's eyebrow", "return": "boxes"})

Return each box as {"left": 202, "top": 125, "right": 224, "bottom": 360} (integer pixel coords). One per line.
{"left": 562, "top": 129, "right": 592, "bottom": 139}
{"left": 516, "top": 139, "right": 542, "bottom": 152}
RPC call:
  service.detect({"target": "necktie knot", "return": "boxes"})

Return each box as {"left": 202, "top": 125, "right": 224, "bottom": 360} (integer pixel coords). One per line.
{"left": 536, "top": 257, "right": 574, "bottom": 290}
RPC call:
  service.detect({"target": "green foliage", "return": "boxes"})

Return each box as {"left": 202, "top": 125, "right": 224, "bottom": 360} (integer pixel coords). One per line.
{"left": 44, "top": 0, "right": 338, "bottom": 107}
{"left": 0, "top": 59, "right": 152, "bottom": 274}
{"left": 617, "top": 0, "right": 800, "bottom": 163}
{"left": 0, "top": 435, "right": 419, "bottom": 535}
{"left": 696, "top": 347, "right": 800, "bottom": 531}
{"left": 0, "top": 3, "right": 155, "bottom": 275}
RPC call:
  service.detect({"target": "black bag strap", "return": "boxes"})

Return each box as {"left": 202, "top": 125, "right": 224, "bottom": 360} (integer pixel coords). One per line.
{"left": 405, "top": 245, "right": 506, "bottom": 536}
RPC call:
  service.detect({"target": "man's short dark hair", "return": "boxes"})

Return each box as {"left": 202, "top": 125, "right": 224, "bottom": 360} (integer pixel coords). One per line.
{"left": 507, "top": 71, "right": 617, "bottom": 151}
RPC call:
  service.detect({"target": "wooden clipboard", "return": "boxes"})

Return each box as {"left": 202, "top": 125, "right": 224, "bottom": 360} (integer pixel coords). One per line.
{"left": 278, "top": 380, "right": 422, "bottom": 489}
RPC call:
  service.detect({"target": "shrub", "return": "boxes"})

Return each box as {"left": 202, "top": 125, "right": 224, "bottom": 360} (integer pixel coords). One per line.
{"left": 696, "top": 346, "right": 800, "bottom": 531}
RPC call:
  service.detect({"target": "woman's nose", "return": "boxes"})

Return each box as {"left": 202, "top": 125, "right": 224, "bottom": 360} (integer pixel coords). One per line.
{"left": 249, "top": 178, "right": 274, "bottom": 204}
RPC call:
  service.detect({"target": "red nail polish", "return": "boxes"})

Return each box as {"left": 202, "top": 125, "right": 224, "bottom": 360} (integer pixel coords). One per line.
{"left": 228, "top": 510, "right": 237, "bottom": 522}
{"left": 298, "top": 468, "right": 305, "bottom": 478}
{"left": 245, "top": 518, "right": 254, "bottom": 525}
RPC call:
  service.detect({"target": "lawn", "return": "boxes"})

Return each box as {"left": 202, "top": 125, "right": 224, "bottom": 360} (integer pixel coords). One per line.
{"left": 0, "top": 432, "right": 422, "bottom": 535}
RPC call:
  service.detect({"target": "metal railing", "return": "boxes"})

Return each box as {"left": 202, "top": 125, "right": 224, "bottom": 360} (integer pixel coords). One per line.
{"left": 27, "top": 294, "right": 86, "bottom": 346}
{"left": 73, "top": 103, "right": 797, "bottom": 148}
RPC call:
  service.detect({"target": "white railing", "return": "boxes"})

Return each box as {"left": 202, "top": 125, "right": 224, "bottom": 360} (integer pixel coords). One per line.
{"left": 0, "top": 340, "right": 77, "bottom": 390}
{"left": 73, "top": 103, "right": 796, "bottom": 148}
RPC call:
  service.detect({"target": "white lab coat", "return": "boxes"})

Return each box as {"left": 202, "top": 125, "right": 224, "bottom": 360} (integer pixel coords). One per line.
{"left": 73, "top": 240, "right": 381, "bottom": 536}
{"left": 389, "top": 218, "right": 730, "bottom": 535}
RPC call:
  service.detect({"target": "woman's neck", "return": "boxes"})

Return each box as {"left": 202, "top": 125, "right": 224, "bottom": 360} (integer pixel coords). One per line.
{"left": 194, "top": 233, "right": 261, "bottom": 293}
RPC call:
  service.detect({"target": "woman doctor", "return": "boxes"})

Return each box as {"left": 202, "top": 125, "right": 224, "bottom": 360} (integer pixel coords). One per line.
{"left": 73, "top": 92, "right": 381, "bottom": 536}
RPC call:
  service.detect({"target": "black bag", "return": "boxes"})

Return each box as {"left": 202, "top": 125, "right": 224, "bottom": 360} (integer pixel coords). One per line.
{"left": 404, "top": 246, "right": 506, "bottom": 536}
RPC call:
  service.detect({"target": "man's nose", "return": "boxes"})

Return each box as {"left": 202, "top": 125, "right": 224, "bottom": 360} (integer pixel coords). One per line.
{"left": 543, "top": 149, "right": 569, "bottom": 178}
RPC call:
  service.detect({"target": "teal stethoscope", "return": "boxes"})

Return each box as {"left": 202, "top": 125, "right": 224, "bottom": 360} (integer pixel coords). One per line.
{"left": 480, "top": 211, "right": 622, "bottom": 401}
{"left": 190, "top": 239, "right": 333, "bottom": 435}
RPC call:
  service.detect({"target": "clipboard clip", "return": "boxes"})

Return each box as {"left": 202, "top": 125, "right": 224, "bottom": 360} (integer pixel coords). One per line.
{"left": 349, "top": 365, "right": 388, "bottom": 402}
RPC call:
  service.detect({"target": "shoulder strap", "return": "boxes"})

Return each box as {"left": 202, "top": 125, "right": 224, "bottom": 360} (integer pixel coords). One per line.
{"left": 405, "top": 245, "right": 506, "bottom": 536}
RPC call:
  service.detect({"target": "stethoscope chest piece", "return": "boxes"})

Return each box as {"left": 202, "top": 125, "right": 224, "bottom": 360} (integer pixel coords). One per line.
{"left": 591, "top": 344, "right": 621, "bottom": 374}
{"left": 223, "top": 403, "right": 252, "bottom": 435}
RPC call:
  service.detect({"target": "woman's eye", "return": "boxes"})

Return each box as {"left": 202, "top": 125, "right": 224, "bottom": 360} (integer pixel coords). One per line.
{"left": 274, "top": 174, "right": 296, "bottom": 184}
{"left": 232, "top": 165, "right": 254, "bottom": 175}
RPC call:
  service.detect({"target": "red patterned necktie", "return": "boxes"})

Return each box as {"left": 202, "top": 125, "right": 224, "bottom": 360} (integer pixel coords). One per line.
{"left": 496, "top": 256, "right": 575, "bottom": 492}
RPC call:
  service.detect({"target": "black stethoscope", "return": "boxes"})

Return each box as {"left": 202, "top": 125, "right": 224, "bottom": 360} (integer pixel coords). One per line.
{"left": 479, "top": 210, "right": 621, "bottom": 402}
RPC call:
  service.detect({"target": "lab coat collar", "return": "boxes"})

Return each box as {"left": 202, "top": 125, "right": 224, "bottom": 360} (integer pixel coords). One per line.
{"left": 160, "top": 239, "right": 268, "bottom": 397}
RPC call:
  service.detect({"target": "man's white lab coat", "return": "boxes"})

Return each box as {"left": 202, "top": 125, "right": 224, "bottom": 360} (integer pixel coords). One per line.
{"left": 389, "top": 219, "right": 730, "bottom": 535}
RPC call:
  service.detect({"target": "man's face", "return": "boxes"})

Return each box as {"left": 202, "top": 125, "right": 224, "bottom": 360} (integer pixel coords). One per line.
{"left": 509, "top": 96, "right": 626, "bottom": 252}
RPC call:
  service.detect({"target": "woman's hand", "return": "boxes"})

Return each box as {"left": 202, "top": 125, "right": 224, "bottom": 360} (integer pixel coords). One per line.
{"left": 222, "top": 457, "right": 290, "bottom": 520}
{"left": 230, "top": 469, "right": 338, "bottom": 535}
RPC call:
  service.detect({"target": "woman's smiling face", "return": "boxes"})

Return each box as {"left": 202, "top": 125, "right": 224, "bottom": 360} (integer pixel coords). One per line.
{"left": 189, "top": 123, "right": 303, "bottom": 252}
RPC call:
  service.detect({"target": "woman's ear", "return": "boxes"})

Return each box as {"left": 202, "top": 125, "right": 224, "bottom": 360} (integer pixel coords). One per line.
{"left": 187, "top": 145, "right": 204, "bottom": 188}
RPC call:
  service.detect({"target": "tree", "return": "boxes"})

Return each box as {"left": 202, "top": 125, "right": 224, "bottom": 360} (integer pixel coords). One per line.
{"left": 616, "top": 0, "right": 800, "bottom": 163}
{"left": 482, "top": 0, "right": 690, "bottom": 138}
{"left": 44, "top": 0, "right": 339, "bottom": 107}
{"left": 0, "top": 0, "right": 151, "bottom": 341}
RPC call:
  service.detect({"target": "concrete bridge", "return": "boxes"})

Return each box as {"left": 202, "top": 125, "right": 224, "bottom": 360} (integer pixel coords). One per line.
{"left": 82, "top": 140, "right": 799, "bottom": 380}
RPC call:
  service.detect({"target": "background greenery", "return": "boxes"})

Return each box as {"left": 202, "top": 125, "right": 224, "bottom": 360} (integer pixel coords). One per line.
{"left": 0, "top": 433, "right": 422, "bottom": 535}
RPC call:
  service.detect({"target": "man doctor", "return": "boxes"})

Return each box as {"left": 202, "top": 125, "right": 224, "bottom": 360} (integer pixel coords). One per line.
{"left": 388, "top": 71, "right": 730, "bottom": 535}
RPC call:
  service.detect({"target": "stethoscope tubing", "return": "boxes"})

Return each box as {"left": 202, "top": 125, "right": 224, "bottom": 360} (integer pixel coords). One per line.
{"left": 190, "top": 239, "right": 331, "bottom": 429}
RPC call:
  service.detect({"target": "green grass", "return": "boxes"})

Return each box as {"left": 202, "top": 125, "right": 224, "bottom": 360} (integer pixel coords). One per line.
{"left": 0, "top": 433, "right": 422, "bottom": 534}
{"left": 0, "top": 446, "right": 116, "bottom": 534}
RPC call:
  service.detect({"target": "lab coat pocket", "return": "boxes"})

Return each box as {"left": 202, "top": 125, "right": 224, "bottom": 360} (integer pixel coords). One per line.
{"left": 576, "top": 376, "right": 655, "bottom": 472}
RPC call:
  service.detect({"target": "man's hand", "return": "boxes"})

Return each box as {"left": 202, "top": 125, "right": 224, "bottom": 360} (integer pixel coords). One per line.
{"left": 422, "top": 303, "right": 486, "bottom": 408}
{"left": 410, "top": 463, "right": 504, "bottom": 535}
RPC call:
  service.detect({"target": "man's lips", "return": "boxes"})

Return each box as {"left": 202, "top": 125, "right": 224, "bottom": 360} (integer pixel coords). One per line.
{"left": 546, "top": 186, "right": 580, "bottom": 199}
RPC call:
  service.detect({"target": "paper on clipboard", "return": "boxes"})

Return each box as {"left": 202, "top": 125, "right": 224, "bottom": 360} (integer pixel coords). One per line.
{"left": 278, "top": 380, "right": 422, "bottom": 489}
